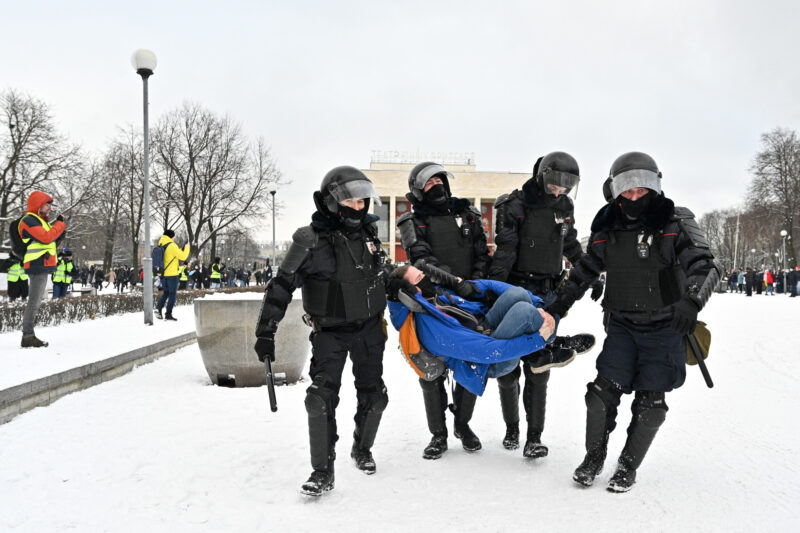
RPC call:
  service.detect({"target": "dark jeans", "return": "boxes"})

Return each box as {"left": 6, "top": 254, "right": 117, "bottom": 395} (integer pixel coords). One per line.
{"left": 53, "top": 282, "right": 69, "bottom": 298}
{"left": 156, "top": 275, "right": 179, "bottom": 314}
{"left": 596, "top": 315, "right": 686, "bottom": 393}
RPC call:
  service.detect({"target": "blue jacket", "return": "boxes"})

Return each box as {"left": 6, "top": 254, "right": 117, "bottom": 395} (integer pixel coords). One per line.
{"left": 389, "top": 279, "right": 548, "bottom": 396}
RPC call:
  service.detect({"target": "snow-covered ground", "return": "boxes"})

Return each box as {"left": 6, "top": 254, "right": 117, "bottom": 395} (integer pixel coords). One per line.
{"left": 0, "top": 294, "right": 797, "bottom": 532}
{"left": 0, "top": 304, "right": 194, "bottom": 390}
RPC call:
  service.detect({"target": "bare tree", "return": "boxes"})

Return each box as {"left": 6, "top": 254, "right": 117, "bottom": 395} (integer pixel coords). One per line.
{"left": 110, "top": 127, "right": 147, "bottom": 271}
{"left": 747, "top": 127, "right": 800, "bottom": 266}
{"left": 152, "top": 103, "right": 282, "bottom": 260}
{"left": 0, "top": 89, "right": 82, "bottom": 245}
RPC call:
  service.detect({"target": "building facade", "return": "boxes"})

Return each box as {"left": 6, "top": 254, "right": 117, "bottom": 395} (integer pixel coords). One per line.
{"left": 362, "top": 151, "right": 530, "bottom": 262}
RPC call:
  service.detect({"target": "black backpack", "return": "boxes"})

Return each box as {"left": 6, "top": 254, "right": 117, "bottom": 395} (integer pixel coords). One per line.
{"left": 9, "top": 217, "right": 26, "bottom": 259}
{"left": 152, "top": 243, "right": 167, "bottom": 275}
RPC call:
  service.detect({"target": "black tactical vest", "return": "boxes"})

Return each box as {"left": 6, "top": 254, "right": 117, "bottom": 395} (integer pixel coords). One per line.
{"left": 426, "top": 214, "right": 473, "bottom": 280}
{"left": 515, "top": 206, "right": 565, "bottom": 275}
{"left": 602, "top": 230, "right": 685, "bottom": 313}
{"left": 302, "top": 230, "right": 386, "bottom": 327}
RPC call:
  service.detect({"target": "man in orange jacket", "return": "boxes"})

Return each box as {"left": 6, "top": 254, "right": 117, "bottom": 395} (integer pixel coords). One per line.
{"left": 19, "top": 191, "right": 67, "bottom": 347}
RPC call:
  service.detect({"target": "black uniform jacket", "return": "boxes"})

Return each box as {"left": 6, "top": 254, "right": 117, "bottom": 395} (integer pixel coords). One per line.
{"left": 402, "top": 195, "right": 490, "bottom": 280}
{"left": 559, "top": 193, "right": 717, "bottom": 324}
{"left": 488, "top": 179, "right": 582, "bottom": 282}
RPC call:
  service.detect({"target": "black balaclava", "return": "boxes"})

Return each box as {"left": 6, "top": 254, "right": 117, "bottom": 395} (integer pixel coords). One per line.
{"left": 422, "top": 183, "right": 449, "bottom": 208}
{"left": 617, "top": 190, "right": 654, "bottom": 220}
{"left": 416, "top": 276, "right": 437, "bottom": 299}
{"left": 337, "top": 198, "right": 370, "bottom": 229}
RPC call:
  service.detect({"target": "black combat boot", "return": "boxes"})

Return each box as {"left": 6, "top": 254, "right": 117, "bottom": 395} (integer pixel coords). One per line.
{"left": 423, "top": 434, "right": 448, "bottom": 460}
{"left": 302, "top": 378, "right": 338, "bottom": 496}
{"left": 497, "top": 365, "right": 521, "bottom": 450}
{"left": 574, "top": 377, "right": 621, "bottom": 487}
{"left": 301, "top": 452, "right": 335, "bottom": 496}
{"left": 453, "top": 383, "right": 481, "bottom": 452}
{"left": 155, "top": 309, "right": 163, "bottom": 320}
{"left": 521, "top": 367, "right": 549, "bottom": 458}
{"left": 420, "top": 377, "right": 449, "bottom": 459}
{"left": 573, "top": 436, "right": 609, "bottom": 487}
{"left": 350, "top": 443, "right": 376, "bottom": 475}
{"left": 351, "top": 382, "right": 388, "bottom": 474}
{"left": 607, "top": 392, "right": 667, "bottom": 493}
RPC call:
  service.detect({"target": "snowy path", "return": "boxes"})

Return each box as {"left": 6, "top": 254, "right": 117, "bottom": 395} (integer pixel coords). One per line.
{"left": 0, "top": 304, "right": 194, "bottom": 390}
{"left": 0, "top": 294, "right": 797, "bottom": 532}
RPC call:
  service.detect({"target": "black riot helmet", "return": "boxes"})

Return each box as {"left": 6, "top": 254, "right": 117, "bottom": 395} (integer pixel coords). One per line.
{"left": 407, "top": 162, "right": 454, "bottom": 202}
{"left": 535, "top": 151, "right": 580, "bottom": 195}
{"left": 313, "top": 165, "right": 382, "bottom": 217}
{"left": 603, "top": 152, "right": 662, "bottom": 202}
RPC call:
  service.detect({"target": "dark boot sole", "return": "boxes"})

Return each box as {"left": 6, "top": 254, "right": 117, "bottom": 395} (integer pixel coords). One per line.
{"left": 573, "top": 474, "right": 596, "bottom": 487}
{"left": 606, "top": 481, "right": 634, "bottom": 493}
{"left": 455, "top": 437, "right": 482, "bottom": 452}
{"left": 300, "top": 483, "right": 334, "bottom": 496}
{"left": 530, "top": 352, "right": 576, "bottom": 374}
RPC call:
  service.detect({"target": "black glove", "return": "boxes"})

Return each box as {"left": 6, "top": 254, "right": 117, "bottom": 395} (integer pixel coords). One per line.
{"left": 547, "top": 298, "right": 570, "bottom": 319}
{"left": 455, "top": 280, "right": 479, "bottom": 299}
{"left": 590, "top": 280, "right": 604, "bottom": 302}
{"left": 481, "top": 289, "right": 499, "bottom": 307}
{"left": 671, "top": 297, "right": 700, "bottom": 335}
{"left": 56, "top": 214, "right": 66, "bottom": 223}
{"left": 254, "top": 335, "right": 275, "bottom": 362}
{"left": 388, "top": 277, "right": 417, "bottom": 302}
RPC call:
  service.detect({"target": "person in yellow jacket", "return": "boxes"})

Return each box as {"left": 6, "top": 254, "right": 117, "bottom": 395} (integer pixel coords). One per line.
{"left": 52, "top": 249, "right": 74, "bottom": 298}
{"left": 5, "top": 254, "right": 29, "bottom": 301}
{"left": 178, "top": 263, "right": 189, "bottom": 290}
{"left": 155, "top": 229, "right": 190, "bottom": 320}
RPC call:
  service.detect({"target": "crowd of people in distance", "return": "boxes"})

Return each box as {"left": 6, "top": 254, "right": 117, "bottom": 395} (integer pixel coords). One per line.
{"left": 722, "top": 266, "right": 800, "bottom": 296}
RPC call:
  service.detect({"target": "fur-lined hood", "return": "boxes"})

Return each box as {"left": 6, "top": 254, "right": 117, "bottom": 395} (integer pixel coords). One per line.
{"left": 590, "top": 193, "right": 675, "bottom": 233}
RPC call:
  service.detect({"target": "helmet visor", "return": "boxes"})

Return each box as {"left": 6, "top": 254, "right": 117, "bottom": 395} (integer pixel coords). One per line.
{"left": 413, "top": 164, "right": 455, "bottom": 192}
{"left": 326, "top": 179, "right": 383, "bottom": 206}
{"left": 609, "top": 169, "right": 661, "bottom": 199}
{"left": 542, "top": 169, "right": 580, "bottom": 192}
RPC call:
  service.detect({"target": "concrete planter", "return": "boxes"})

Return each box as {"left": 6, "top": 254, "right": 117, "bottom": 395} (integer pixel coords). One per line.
{"left": 194, "top": 296, "right": 308, "bottom": 387}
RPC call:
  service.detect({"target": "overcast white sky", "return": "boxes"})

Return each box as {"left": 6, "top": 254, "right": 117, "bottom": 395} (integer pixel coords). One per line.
{"left": 2, "top": 1, "right": 799, "bottom": 241}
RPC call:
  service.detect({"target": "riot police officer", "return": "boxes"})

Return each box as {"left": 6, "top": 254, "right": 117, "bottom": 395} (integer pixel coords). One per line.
{"left": 549, "top": 152, "right": 720, "bottom": 492}
{"left": 254, "top": 167, "right": 389, "bottom": 497}
{"left": 488, "top": 152, "right": 596, "bottom": 459}
{"left": 397, "top": 161, "right": 490, "bottom": 458}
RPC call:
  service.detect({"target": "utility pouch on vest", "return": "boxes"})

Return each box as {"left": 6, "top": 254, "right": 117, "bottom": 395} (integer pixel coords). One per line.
{"left": 686, "top": 320, "right": 711, "bottom": 365}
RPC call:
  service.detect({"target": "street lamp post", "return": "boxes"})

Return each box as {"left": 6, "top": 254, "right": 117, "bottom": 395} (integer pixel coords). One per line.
{"left": 132, "top": 49, "right": 157, "bottom": 325}
{"left": 781, "top": 230, "right": 788, "bottom": 294}
{"left": 268, "top": 182, "right": 277, "bottom": 269}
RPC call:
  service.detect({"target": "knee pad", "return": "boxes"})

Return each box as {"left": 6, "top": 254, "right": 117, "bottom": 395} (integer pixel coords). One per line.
{"left": 585, "top": 376, "right": 623, "bottom": 414}
{"left": 357, "top": 381, "right": 389, "bottom": 414}
{"left": 305, "top": 377, "right": 338, "bottom": 417}
{"left": 497, "top": 364, "right": 521, "bottom": 389}
{"left": 633, "top": 391, "right": 668, "bottom": 429}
